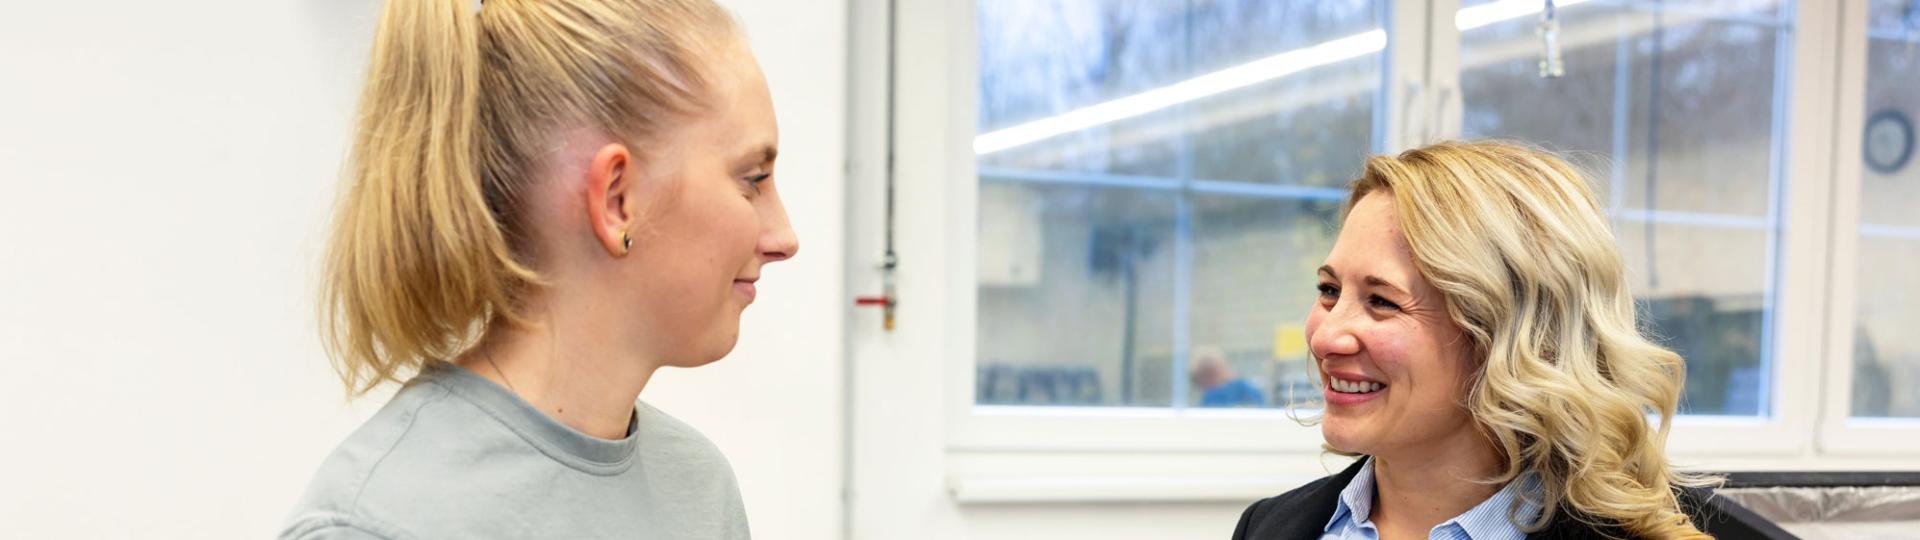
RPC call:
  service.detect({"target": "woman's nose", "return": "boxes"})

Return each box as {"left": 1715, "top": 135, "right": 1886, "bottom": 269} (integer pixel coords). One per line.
{"left": 760, "top": 198, "right": 799, "bottom": 263}
{"left": 1309, "top": 303, "right": 1362, "bottom": 359}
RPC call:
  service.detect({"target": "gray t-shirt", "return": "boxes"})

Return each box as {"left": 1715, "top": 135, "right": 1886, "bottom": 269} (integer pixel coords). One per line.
{"left": 281, "top": 362, "right": 750, "bottom": 539}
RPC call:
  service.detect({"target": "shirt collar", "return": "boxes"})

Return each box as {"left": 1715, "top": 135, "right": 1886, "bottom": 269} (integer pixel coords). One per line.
{"left": 1323, "top": 457, "right": 1544, "bottom": 540}
{"left": 1324, "top": 457, "right": 1378, "bottom": 533}
{"left": 1438, "top": 470, "right": 1542, "bottom": 540}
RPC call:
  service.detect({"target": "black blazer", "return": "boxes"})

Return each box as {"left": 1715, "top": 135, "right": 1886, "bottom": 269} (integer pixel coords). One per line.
{"left": 1230, "top": 459, "right": 1794, "bottom": 540}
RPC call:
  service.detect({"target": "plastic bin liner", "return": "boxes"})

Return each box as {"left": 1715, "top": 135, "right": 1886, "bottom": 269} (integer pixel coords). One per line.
{"left": 1719, "top": 486, "right": 1920, "bottom": 540}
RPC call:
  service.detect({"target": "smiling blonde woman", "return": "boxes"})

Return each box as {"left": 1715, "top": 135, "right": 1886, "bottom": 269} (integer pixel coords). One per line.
{"left": 1233, "top": 141, "right": 1732, "bottom": 540}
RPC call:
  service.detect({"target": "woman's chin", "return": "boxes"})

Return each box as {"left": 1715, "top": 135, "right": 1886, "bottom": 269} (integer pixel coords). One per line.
{"left": 1320, "top": 422, "right": 1374, "bottom": 455}
{"left": 661, "top": 333, "right": 740, "bottom": 369}
{"left": 706, "top": 331, "right": 743, "bottom": 363}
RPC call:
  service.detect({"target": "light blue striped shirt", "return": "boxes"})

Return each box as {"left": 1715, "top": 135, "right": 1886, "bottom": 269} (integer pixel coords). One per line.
{"left": 1321, "top": 458, "right": 1542, "bottom": 540}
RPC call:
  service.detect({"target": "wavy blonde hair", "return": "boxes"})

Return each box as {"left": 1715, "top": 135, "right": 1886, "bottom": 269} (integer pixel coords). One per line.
{"left": 1334, "top": 141, "right": 1717, "bottom": 539}
{"left": 320, "top": 0, "right": 739, "bottom": 396}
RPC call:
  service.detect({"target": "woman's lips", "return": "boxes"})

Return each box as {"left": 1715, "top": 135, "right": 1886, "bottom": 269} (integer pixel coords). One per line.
{"left": 1322, "top": 373, "right": 1385, "bottom": 406}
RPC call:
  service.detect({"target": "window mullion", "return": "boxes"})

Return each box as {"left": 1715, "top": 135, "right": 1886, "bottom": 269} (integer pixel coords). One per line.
{"left": 1426, "top": 0, "right": 1465, "bottom": 143}
{"left": 1383, "top": 0, "right": 1438, "bottom": 152}
{"left": 1170, "top": 1, "right": 1198, "bottom": 412}
{"left": 1817, "top": 0, "right": 1877, "bottom": 450}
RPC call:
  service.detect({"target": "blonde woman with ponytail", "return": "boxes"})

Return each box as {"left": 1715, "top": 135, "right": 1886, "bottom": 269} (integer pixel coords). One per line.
{"left": 1233, "top": 142, "right": 1731, "bottom": 540}
{"left": 282, "top": 0, "right": 795, "bottom": 538}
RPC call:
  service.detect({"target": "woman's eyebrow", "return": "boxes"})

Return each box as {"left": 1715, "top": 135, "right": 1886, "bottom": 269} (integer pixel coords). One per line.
{"left": 1363, "top": 275, "right": 1410, "bottom": 297}
{"left": 731, "top": 145, "right": 778, "bottom": 173}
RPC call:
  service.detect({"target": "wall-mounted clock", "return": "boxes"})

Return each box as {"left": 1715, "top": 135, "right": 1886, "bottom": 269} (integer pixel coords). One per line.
{"left": 1865, "top": 109, "right": 1915, "bottom": 175}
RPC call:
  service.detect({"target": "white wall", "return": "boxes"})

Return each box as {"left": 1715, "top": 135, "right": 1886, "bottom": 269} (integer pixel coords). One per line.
{"left": 0, "top": 1, "right": 845, "bottom": 538}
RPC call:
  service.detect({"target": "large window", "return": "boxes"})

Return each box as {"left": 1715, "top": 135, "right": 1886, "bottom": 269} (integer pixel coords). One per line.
{"left": 1852, "top": 0, "right": 1920, "bottom": 419}
{"left": 838, "top": 0, "right": 1920, "bottom": 505}
{"left": 973, "top": 0, "right": 1803, "bottom": 417}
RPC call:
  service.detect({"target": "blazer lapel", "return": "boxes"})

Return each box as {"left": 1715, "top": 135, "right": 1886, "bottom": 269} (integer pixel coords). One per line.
{"left": 1276, "top": 459, "right": 1368, "bottom": 540}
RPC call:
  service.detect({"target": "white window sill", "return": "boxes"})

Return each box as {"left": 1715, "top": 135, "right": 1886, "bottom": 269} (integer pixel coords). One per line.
{"left": 948, "top": 473, "right": 1322, "bottom": 504}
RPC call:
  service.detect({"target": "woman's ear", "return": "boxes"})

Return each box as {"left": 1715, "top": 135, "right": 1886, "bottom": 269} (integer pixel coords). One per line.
{"left": 584, "top": 143, "right": 636, "bottom": 257}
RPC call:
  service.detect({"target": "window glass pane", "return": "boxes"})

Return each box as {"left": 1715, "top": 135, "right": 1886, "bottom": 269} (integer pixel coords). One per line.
{"left": 1188, "top": 195, "right": 1342, "bottom": 408}
{"left": 1852, "top": 3, "right": 1920, "bottom": 418}
{"left": 1457, "top": 0, "right": 1788, "bottom": 416}
{"left": 1459, "top": 0, "right": 1626, "bottom": 174}
{"left": 976, "top": 183, "right": 1176, "bottom": 407}
{"left": 1617, "top": 222, "right": 1770, "bottom": 416}
{"left": 1186, "top": 3, "right": 1382, "bottom": 187}
{"left": 978, "top": 1, "right": 1193, "bottom": 178}
{"left": 976, "top": 0, "right": 1383, "bottom": 408}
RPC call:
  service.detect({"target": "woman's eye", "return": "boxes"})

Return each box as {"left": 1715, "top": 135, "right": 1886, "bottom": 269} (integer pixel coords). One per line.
{"left": 1316, "top": 283, "right": 1338, "bottom": 299}
{"left": 1367, "top": 295, "right": 1401, "bottom": 311}
{"left": 744, "top": 173, "right": 770, "bottom": 193}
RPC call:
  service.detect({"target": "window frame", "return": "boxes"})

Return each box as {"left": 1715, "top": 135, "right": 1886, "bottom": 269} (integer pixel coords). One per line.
{"left": 1818, "top": 0, "right": 1920, "bottom": 455}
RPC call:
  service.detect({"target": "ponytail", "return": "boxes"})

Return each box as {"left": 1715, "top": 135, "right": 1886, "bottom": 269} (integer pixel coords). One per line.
{"left": 322, "top": 0, "right": 536, "bottom": 396}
